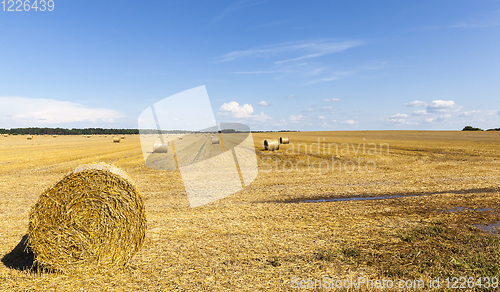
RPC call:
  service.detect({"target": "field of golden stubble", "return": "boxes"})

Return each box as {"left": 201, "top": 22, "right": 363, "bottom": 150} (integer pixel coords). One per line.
{"left": 0, "top": 131, "right": 499, "bottom": 291}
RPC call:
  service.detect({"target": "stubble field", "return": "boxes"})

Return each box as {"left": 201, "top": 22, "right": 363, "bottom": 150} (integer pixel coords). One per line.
{"left": 0, "top": 131, "right": 499, "bottom": 291}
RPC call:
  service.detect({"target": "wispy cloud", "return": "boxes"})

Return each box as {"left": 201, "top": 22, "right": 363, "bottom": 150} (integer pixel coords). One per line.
{"left": 274, "top": 41, "right": 363, "bottom": 65}
{"left": 305, "top": 70, "right": 355, "bottom": 85}
{"left": 0, "top": 96, "right": 123, "bottom": 127}
{"left": 258, "top": 101, "right": 269, "bottom": 106}
{"left": 218, "top": 40, "right": 363, "bottom": 63}
{"left": 418, "top": 11, "right": 500, "bottom": 30}
{"left": 212, "top": 0, "right": 269, "bottom": 23}
{"left": 221, "top": 39, "right": 385, "bottom": 84}
{"left": 322, "top": 98, "right": 340, "bottom": 102}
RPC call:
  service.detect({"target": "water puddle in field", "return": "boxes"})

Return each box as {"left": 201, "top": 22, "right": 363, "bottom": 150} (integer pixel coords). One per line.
{"left": 302, "top": 194, "right": 419, "bottom": 203}
{"left": 474, "top": 221, "right": 500, "bottom": 235}
{"left": 440, "top": 207, "right": 496, "bottom": 213}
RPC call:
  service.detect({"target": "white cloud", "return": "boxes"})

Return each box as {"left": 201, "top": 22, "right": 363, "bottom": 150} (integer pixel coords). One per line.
{"left": 405, "top": 100, "right": 427, "bottom": 107}
{"left": 321, "top": 106, "right": 335, "bottom": 111}
{"left": 218, "top": 101, "right": 254, "bottom": 118}
{"left": 427, "top": 100, "right": 461, "bottom": 112}
{"left": 460, "top": 110, "right": 497, "bottom": 117}
{"left": 258, "top": 101, "right": 269, "bottom": 106}
{"left": 404, "top": 99, "right": 461, "bottom": 112}
{"left": 390, "top": 113, "right": 408, "bottom": 118}
{"left": 0, "top": 96, "right": 123, "bottom": 126}
{"left": 286, "top": 94, "right": 295, "bottom": 98}
{"left": 386, "top": 115, "right": 418, "bottom": 126}
{"left": 289, "top": 114, "right": 306, "bottom": 123}
{"left": 252, "top": 111, "right": 273, "bottom": 123}
{"left": 274, "top": 119, "right": 287, "bottom": 126}
{"left": 424, "top": 114, "right": 452, "bottom": 123}
{"left": 218, "top": 101, "right": 276, "bottom": 124}
{"left": 322, "top": 98, "right": 340, "bottom": 102}
{"left": 317, "top": 116, "right": 326, "bottom": 120}
{"left": 342, "top": 119, "right": 357, "bottom": 125}
{"left": 413, "top": 110, "right": 428, "bottom": 115}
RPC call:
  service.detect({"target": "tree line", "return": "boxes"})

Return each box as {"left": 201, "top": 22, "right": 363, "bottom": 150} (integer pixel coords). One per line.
{"left": 0, "top": 128, "right": 140, "bottom": 135}
{"left": 462, "top": 126, "right": 500, "bottom": 131}
{"left": 0, "top": 127, "right": 299, "bottom": 135}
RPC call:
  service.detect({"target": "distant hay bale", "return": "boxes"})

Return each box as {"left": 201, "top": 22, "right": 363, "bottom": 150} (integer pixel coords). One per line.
{"left": 87, "top": 135, "right": 91, "bottom": 138}
{"left": 27, "top": 163, "right": 146, "bottom": 272}
{"left": 121, "top": 136, "right": 126, "bottom": 139}
{"left": 178, "top": 137, "right": 183, "bottom": 140}
{"left": 113, "top": 137, "right": 121, "bottom": 143}
{"left": 211, "top": 137, "right": 220, "bottom": 144}
{"left": 53, "top": 135, "right": 57, "bottom": 138}
{"left": 280, "top": 137, "right": 289, "bottom": 144}
{"left": 153, "top": 142, "right": 169, "bottom": 153}
{"left": 27, "top": 135, "right": 33, "bottom": 140}
{"left": 264, "top": 139, "right": 279, "bottom": 151}
{"left": 3, "top": 134, "right": 8, "bottom": 137}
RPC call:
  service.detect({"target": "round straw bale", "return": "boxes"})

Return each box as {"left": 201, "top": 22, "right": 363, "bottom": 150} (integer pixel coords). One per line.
{"left": 113, "top": 137, "right": 121, "bottom": 143}
{"left": 211, "top": 136, "right": 220, "bottom": 144}
{"left": 264, "top": 139, "right": 279, "bottom": 151}
{"left": 27, "top": 135, "right": 33, "bottom": 140}
{"left": 87, "top": 135, "right": 91, "bottom": 138}
{"left": 280, "top": 137, "right": 289, "bottom": 144}
{"left": 53, "top": 135, "right": 57, "bottom": 138}
{"left": 153, "top": 142, "right": 169, "bottom": 153}
{"left": 121, "top": 135, "right": 126, "bottom": 139}
{"left": 178, "top": 137, "right": 183, "bottom": 140}
{"left": 3, "top": 134, "right": 7, "bottom": 137}
{"left": 27, "top": 163, "right": 146, "bottom": 272}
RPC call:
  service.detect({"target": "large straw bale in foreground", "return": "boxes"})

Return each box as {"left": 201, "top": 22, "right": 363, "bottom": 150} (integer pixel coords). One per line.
{"left": 27, "top": 163, "right": 146, "bottom": 272}
{"left": 153, "top": 142, "right": 169, "bottom": 153}
{"left": 263, "top": 139, "right": 279, "bottom": 151}
{"left": 280, "top": 137, "right": 289, "bottom": 144}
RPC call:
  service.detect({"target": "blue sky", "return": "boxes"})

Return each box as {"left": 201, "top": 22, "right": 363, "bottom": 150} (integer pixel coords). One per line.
{"left": 1, "top": 0, "right": 499, "bottom": 131}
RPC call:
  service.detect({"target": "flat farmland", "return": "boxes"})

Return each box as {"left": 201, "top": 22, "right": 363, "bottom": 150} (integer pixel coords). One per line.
{"left": 1, "top": 131, "right": 499, "bottom": 291}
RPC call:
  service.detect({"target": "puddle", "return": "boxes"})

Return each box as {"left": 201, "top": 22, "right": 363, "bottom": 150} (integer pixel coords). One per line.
{"left": 440, "top": 207, "right": 496, "bottom": 213}
{"left": 474, "top": 221, "right": 500, "bottom": 235}
{"left": 303, "top": 194, "right": 419, "bottom": 203}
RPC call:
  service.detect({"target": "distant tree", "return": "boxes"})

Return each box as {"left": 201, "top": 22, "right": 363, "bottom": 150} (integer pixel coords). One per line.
{"left": 462, "top": 126, "right": 483, "bottom": 131}
{"left": 486, "top": 128, "right": 500, "bottom": 131}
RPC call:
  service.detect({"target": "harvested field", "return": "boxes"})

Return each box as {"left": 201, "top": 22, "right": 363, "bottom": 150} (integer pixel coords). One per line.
{"left": 0, "top": 131, "right": 499, "bottom": 291}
